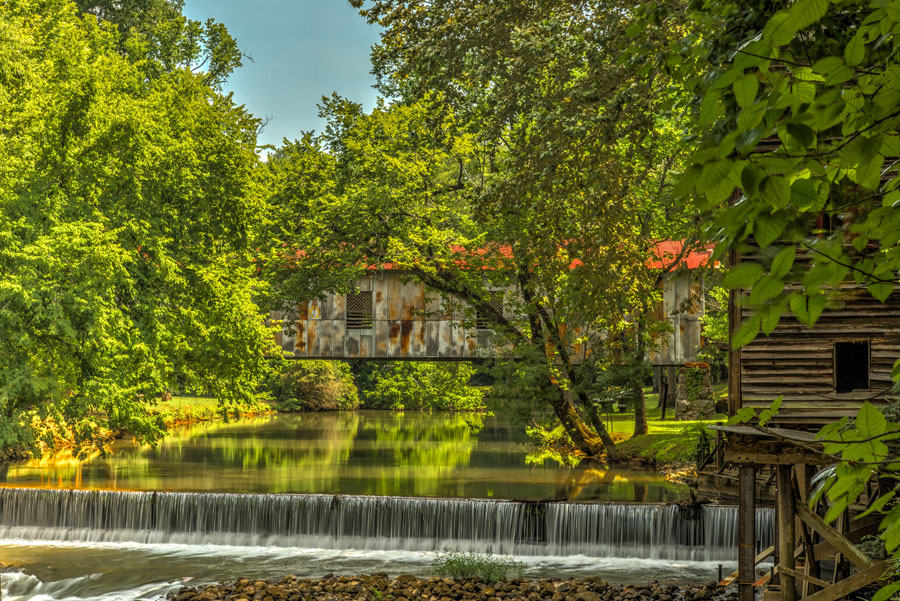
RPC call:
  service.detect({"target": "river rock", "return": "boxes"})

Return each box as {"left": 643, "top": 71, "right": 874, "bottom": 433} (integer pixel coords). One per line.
{"left": 168, "top": 575, "right": 739, "bottom": 601}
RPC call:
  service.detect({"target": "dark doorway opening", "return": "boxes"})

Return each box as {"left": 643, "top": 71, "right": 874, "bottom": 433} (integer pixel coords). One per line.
{"left": 834, "top": 341, "right": 870, "bottom": 393}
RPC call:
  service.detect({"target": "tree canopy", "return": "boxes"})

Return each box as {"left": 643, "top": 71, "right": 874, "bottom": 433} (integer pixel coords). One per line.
{"left": 0, "top": 0, "right": 274, "bottom": 455}
{"left": 264, "top": 0, "right": 699, "bottom": 456}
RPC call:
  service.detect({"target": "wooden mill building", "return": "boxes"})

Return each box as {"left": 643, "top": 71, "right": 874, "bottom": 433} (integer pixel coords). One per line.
{"left": 718, "top": 243, "right": 900, "bottom": 601}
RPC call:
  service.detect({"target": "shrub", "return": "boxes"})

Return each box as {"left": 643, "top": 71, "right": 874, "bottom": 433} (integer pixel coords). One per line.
{"left": 432, "top": 552, "right": 525, "bottom": 582}
{"left": 266, "top": 361, "right": 360, "bottom": 412}
{"left": 358, "top": 362, "right": 485, "bottom": 411}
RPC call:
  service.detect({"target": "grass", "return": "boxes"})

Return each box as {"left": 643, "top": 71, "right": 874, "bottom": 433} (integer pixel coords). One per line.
{"left": 601, "top": 381, "right": 728, "bottom": 466}
{"left": 432, "top": 552, "right": 525, "bottom": 582}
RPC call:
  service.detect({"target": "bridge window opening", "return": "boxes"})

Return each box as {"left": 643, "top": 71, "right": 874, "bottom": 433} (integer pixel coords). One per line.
{"left": 834, "top": 341, "right": 869, "bottom": 393}
{"left": 346, "top": 291, "right": 373, "bottom": 329}
{"left": 476, "top": 292, "right": 503, "bottom": 330}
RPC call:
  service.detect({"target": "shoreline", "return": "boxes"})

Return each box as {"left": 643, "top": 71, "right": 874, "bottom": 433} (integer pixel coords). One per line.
{"left": 169, "top": 574, "right": 737, "bottom": 601}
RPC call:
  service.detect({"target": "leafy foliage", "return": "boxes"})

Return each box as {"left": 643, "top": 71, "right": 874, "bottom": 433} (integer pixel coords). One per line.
{"left": 268, "top": 0, "right": 700, "bottom": 455}
{"left": 265, "top": 361, "right": 360, "bottom": 412}
{"left": 358, "top": 362, "right": 485, "bottom": 412}
{"left": 0, "top": 0, "right": 274, "bottom": 455}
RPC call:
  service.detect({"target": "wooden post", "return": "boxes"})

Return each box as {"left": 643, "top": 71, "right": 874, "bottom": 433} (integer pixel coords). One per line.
{"left": 664, "top": 365, "right": 677, "bottom": 418}
{"left": 739, "top": 465, "right": 757, "bottom": 601}
{"left": 777, "top": 465, "right": 797, "bottom": 601}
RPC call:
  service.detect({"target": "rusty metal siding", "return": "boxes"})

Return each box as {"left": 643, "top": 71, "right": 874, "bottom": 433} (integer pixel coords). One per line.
{"left": 278, "top": 271, "right": 704, "bottom": 362}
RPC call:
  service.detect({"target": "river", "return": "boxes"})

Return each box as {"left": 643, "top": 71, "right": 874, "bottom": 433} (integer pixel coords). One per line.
{"left": 0, "top": 412, "right": 770, "bottom": 600}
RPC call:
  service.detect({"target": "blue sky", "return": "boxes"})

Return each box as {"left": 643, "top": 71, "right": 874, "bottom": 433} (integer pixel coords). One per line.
{"left": 183, "top": 0, "right": 382, "bottom": 149}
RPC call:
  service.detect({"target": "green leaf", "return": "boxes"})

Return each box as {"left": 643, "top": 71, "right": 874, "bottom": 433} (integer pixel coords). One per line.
{"left": 813, "top": 56, "right": 844, "bottom": 75}
{"left": 759, "top": 395, "right": 783, "bottom": 426}
{"left": 786, "top": 123, "right": 815, "bottom": 148}
{"left": 786, "top": 0, "right": 829, "bottom": 32}
{"left": 699, "top": 89, "right": 722, "bottom": 125}
{"left": 856, "top": 402, "right": 887, "bottom": 438}
{"left": 872, "top": 581, "right": 900, "bottom": 601}
{"left": 762, "top": 176, "right": 791, "bottom": 208}
{"left": 868, "top": 281, "right": 894, "bottom": 302}
{"left": 733, "top": 75, "right": 759, "bottom": 109}
{"left": 845, "top": 33, "right": 865, "bottom": 67}
{"left": 741, "top": 163, "right": 766, "bottom": 195}
{"left": 859, "top": 491, "right": 894, "bottom": 519}
{"left": 750, "top": 275, "right": 785, "bottom": 304}
{"left": 770, "top": 246, "right": 796, "bottom": 278}
{"left": 761, "top": 305, "right": 784, "bottom": 335}
{"left": 723, "top": 262, "right": 764, "bottom": 289}
{"left": 763, "top": 13, "right": 794, "bottom": 46}
{"left": 791, "top": 178, "right": 819, "bottom": 210}
{"left": 726, "top": 407, "right": 757, "bottom": 425}
{"left": 754, "top": 213, "right": 786, "bottom": 249}
{"left": 732, "top": 314, "right": 761, "bottom": 348}
{"left": 790, "top": 293, "right": 827, "bottom": 326}
{"left": 699, "top": 160, "right": 735, "bottom": 190}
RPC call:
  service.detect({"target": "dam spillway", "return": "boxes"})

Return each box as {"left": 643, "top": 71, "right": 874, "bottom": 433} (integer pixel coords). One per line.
{"left": 0, "top": 488, "right": 773, "bottom": 562}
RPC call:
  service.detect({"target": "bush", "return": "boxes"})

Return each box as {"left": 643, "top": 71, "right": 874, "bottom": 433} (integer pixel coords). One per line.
{"left": 358, "top": 362, "right": 485, "bottom": 411}
{"left": 432, "top": 552, "right": 525, "bottom": 582}
{"left": 266, "top": 361, "right": 360, "bottom": 412}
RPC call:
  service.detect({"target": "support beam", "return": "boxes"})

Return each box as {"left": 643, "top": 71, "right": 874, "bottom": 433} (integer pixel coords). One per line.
{"left": 719, "top": 546, "right": 775, "bottom": 586}
{"left": 777, "top": 465, "right": 796, "bottom": 601}
{"left": 739, "top": 466, "right": 757, "bottom": 601}
{"left": 778, "top": 566, "right": 830, "bottom": 589}
{"left": 800, "top": 562, "right": 885, "bottom": 601}
{"left": 794, "top": 500, "right": 873, "bottom": 570}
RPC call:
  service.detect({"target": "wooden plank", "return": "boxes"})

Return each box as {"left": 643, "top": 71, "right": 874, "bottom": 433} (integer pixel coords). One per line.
{"left": 720, "top": 546, "right": 775, "bottom": 586}
{"left": 777, "top": 465, "right": 796, "bottom": 601}
{"left": 794, "top": 501, "right": 873, "bottom": 570}
{"left": 779, "top": 566, "right": 830, "bottom": 589}
{"left": 738, "top": 466, "right": 757, "bottom": 601}
{"left": 812, "top": 521, "right": 879, "bottom": 559}
{"left": 800, "top": 562, "right": 885, "bottom": 601}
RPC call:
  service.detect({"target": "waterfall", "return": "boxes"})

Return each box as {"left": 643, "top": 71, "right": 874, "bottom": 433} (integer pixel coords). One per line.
{"left": 0, "top": 488, "right": 773, "bottom": 561}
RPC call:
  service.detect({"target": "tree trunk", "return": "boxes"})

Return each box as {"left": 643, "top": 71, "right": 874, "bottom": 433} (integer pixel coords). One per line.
{"left": 659, "top": 370, "right": 669, "bottom": 420}
{"left": 548, "top": 387, "right": 608, "bottom": 456}
{"left": 631, "top": 319, "right": 649, "bottom": 437}
{"left": 630, "top": 376, "right": 648, "bottom": 436}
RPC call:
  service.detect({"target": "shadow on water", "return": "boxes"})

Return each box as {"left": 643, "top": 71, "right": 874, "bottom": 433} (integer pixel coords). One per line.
{"left": 0, "top": 411, "right": 687, "bottom": 501}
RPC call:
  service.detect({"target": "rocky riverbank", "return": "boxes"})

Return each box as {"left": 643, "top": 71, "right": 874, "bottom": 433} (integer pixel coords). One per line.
{"left": 169, "top": 574, "right": 738, "bottom": 601}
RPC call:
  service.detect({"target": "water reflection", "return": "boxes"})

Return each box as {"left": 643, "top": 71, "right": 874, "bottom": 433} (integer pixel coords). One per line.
{"left": 0, "top": 412, "right": 687, "bottom": 502}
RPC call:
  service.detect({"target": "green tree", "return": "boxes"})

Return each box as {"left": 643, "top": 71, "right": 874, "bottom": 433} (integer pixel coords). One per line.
{"left": 265, "top": 1, "right": 697, "bottom": 457}
{"left": 359, "top": 362, "right": 485, "bottom": 411}
{"left": 669, "top": 0, "right": 900, "bottom": 592}
{"left": 0, "top": 0, "right": 274, "bottom": 456}
{"left": 74, "top": 0, "right": 243, "bottom": 88}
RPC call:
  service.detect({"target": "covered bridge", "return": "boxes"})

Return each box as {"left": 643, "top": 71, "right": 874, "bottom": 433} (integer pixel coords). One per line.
{"left": 274, "top": 241, "right": 713, "bottom": 364}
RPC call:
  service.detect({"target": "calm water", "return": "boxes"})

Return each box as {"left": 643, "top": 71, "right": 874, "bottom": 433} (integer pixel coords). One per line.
{"left": 0, "top": 412, "right": 708, "bottom": 600}
{"left": 0, "top": 412, "right": 687, "bottom": 502}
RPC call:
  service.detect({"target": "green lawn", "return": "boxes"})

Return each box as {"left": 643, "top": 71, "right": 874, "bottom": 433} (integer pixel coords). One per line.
{"left": 603, "top": 381, "right": 728, "bottom": 466}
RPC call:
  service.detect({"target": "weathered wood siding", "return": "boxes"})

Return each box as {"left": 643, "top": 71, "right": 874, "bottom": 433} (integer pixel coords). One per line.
{"left": 736, "top": 287, "right": 900, "bottom": 423}
{"left": 276, "top": 271, "right": 704, "bottom": 363}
